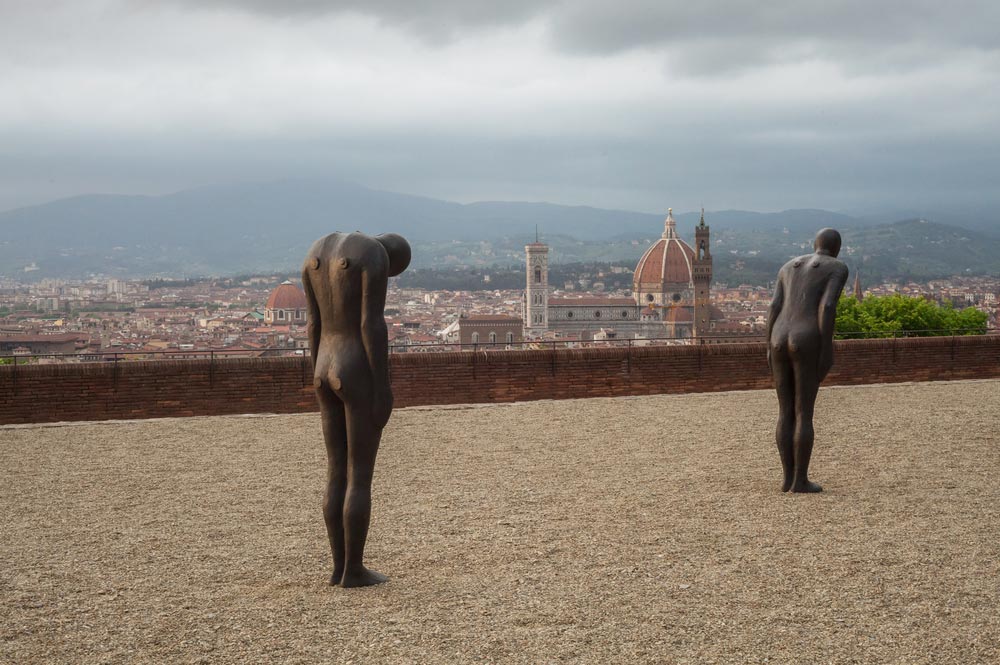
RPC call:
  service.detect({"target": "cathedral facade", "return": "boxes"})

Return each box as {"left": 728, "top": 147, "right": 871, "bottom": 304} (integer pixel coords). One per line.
{"left": 523, "top": 209, "right": 718, "bottom": 341}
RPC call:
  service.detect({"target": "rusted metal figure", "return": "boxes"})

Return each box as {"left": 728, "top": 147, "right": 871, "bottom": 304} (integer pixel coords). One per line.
{"left": 766, "top": 228, "right": 849, "bottom": 493}
{"left": 302, "top": 232, "right": 410, "bottom": 586}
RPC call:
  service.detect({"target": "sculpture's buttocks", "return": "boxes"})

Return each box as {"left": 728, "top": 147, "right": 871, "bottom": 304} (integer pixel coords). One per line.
{"left": 303, "top": 234, "right": 383, "bottom": 400}
{"left": 770, "top": 254, "right": 848, "bottom": 355}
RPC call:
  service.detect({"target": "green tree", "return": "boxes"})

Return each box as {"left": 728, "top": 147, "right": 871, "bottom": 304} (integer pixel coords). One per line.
{"left": 835, "top": 294, "right": 988, "bottom": 338}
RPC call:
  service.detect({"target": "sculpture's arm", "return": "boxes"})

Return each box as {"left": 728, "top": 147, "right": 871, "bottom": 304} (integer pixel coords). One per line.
{"left": 817, "top": 264, "right": 849, "bottom": 380}
{"left": 765, "top": 274, "right": 784, "bottom": 371}
{"left": 361, "top": 247, "right": 392, "bottom": 429}
{"left": 302, "top": 266, "right": 321, "bottom": 366}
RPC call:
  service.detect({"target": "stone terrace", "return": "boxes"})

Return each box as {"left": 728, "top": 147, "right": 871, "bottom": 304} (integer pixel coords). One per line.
{"left": 2, "top": 380, "right": 999, "bottom": 663}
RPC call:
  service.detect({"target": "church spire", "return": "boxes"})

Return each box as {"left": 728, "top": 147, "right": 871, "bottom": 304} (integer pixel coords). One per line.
{"left": 853, "top": 272, "right": 863, "bottom": 301}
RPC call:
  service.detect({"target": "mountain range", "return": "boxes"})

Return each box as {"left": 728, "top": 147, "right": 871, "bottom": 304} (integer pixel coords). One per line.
{"left": 1, "top": 179, "right": 998, "bottom": 281}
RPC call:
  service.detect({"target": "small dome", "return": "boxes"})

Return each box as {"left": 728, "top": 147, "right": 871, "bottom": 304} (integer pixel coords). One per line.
{"left": 266, "top": 281, "right": 307, "bottom": 310}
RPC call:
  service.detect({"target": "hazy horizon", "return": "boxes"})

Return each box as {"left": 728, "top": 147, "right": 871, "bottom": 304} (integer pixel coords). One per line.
{"left": 3, "top": 2, "right": 999, "bottom": 218}
{"left": 0, "top": 176, "right": 876, "bottom": 218}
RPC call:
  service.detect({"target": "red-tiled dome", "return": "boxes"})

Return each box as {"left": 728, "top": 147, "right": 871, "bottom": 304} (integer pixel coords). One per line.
{"left": 633, "top": 209, "right": 695, "bottom": 292}
{"left": 266, "top": 281, "right": 307, "bottom": 310}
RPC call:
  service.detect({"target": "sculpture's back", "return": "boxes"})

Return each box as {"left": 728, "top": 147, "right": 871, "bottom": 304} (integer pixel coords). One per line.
{"left": 302, "top": 231, "right": 411, "bottom": 587}
{"left": 766, "top": 228, "right": 848, "bottom": 493}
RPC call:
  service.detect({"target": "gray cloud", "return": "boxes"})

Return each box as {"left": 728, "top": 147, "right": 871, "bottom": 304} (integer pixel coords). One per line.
{"left": 559, "top": 3, "right": 1000, "bottom": 78}
{"left": 153, "top": 0, "right": 551, "bottom": 21}
{"left": 137, "top": 0, "right": 1000, "bottom": 74}
{"left": 140, "top": 0, "right": 557, "bottom": 42}
{"left": 0, "top": 0, "right": 998, "bottom": 222}
{"left": 4, "top": 121, "right": 998, "bottom": 215}
{"left": 550, "top": 1, "right": 1000, "bottom": 52}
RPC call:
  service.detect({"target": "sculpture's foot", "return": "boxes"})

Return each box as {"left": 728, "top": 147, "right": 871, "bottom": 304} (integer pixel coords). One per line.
{"left": 328, "top": 569, "right": 344, "bottom": 586}
{"left": 781, "top": 475, "right": 793, "bottom": 493}
{"left": 340, "top": 567, "right": 388, "bottom": 588}
{"left": 790, "top": 480, "right": 823, "bottom": 493}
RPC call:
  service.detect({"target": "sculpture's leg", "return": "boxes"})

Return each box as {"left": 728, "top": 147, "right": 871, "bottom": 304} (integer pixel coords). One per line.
{"left": 771, "top": 349, "right": 796, "bottom": 492}
{"left": 339, "top": 402, "right": 387, "bottom": 588}
{"left": 317, "top": 384, "right": 348, "bottom": 585}
{"left": 790, "top": 359, "right": 822, "bottom": 493}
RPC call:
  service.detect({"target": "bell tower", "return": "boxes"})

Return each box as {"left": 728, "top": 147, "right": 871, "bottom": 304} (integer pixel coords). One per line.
{"left": 692, "top": 208, "right": 712, "bottom": 337}
{"left": 524, "top": 231, "right": 549, "bottom": 338}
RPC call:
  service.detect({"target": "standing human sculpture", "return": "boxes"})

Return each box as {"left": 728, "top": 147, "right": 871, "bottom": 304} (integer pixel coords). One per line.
{"left": 766, "top": 228, "right": 849, "bottom": 493}
{"left": 302, "top": 231, "right": 411, "bottom": 587}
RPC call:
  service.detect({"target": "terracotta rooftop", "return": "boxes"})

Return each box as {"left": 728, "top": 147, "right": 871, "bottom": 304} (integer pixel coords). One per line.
{"left": 664, "top": 306, "right": 693, "bottom": 323}
{"left": 462, "top": 315, "right": 523, "bottom": 322}
{"left": 0, "top": 333, "right": 87, "bottom": 343}
{"left": 265, "top": 281, "right": 307, "bottom": 310}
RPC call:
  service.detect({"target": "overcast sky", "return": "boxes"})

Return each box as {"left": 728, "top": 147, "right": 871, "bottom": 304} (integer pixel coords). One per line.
{"left": 2, "top": 0, "right": 999, "bottom": 215}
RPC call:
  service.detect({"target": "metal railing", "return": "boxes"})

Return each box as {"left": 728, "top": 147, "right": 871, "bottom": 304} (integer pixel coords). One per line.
{"left": 832, "top": 328, "right": 989, "bottom": 340}
{"left": 0, "top": 346, "right": 307, "bottom": 366}
{"left": 0, "top": 328, "right": 990, "bottom": 366}
{"left": 389, "top": 328, "right": 988, "bottom": 353}
{"left": 390, "top": 335, "right": 753, "bottom": 353}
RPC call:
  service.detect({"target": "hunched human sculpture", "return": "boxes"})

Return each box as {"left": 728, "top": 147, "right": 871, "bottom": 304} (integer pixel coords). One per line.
{"left": 302, "top": 231, "right": 411, "bottom": 586}
{"left": 766, "top": 228, "right": 849, "bottom": 493}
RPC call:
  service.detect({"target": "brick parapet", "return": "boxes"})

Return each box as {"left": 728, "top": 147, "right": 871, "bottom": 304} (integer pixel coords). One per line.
{"left": 1, "top": 336, "right": 997, "bottom": 425}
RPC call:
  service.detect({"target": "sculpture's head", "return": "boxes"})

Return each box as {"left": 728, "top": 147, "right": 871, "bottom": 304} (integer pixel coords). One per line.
{"left": 376, "top": 233, "right": 412, "bottom": 277}
{"left": 813, "top": 228, "right": 842, "bottom": 258}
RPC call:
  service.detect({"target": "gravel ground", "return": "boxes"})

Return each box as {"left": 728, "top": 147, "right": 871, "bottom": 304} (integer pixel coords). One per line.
{"left": 2, "top": 380, "right": 999, "bottom": 664}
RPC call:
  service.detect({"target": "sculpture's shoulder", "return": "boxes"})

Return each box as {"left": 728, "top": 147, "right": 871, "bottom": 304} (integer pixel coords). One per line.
{"left": 817, "top": 254, "right": 849, "bottom": 279}
{"left": 305, "top": 232, "right": 348, "bottom": 259}
{"left": 304, "top": 232, "right": 388, "bottom": 273}
{"left": 778, "top": 254, "right": 812, "bottom": 277}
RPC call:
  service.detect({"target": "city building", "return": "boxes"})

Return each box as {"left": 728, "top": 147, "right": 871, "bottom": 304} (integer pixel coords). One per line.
{"left": 0, "top": 332, "right": 86, "bottom": 356}
{"left": 458, "top": 315, "right": 524, "bottom": 347}
{"left": 524, "top": 240, "right": 549, "bottom": 336}
{"left": 523, "top": 209, "right": 723, "bottom": 340}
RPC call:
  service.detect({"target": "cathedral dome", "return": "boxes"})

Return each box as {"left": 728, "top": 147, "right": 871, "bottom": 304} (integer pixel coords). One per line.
{"left": 266, "top": 281, "right": 307, "bottom": 310}
{"left": 633, "top": 209, "right": 696, "bottom": 304}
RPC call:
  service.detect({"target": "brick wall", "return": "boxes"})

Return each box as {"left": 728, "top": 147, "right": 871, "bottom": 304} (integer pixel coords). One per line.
{"left": 0, "top": 356, "right": 316, "bottom": 425}
{"left": 1, "top": 336, "right": 998, "bottom": 425}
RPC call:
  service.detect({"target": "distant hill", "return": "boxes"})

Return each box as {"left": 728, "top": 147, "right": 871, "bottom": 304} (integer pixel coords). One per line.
{"left": 0, "top": 179, "right": 997, "bottom": 281}
{"left": 851, "top": 207, "right": 1000, "bottom": 238}
{"left": 846, "top": 218, "right": 1000, "bottom": 279}
{"left": 0, "top": 180, "right": 662, "bottom": 277}
{"left": 0, "top": 180, "right": 469, "bottom": 278}
{"left": 699, "top": 218, "right": 1000, "bottom": 285}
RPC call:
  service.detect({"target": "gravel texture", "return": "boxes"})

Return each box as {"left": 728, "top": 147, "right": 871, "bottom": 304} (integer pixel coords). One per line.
{"left": 2, "top": 380, "right": 999, "bottom": 664}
